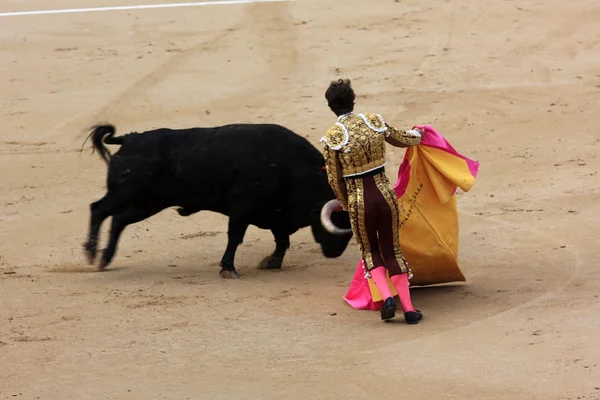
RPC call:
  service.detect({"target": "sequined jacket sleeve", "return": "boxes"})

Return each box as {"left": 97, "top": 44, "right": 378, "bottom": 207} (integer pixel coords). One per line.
{"left": 362, "top": 113, "right": 422, "bottom": 148}
{"left": 320, "top": 125, "right": 349, "bottom": 209}
{"left": 322, "top": 143, "right": 348, "bottom": 209}
{"left": 385, "top": 124, "right": 423, "bottom": 147}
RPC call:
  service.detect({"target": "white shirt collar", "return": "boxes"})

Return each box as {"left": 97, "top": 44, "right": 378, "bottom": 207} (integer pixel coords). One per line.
{"left": 337, "top": 112, "right": 353, "bottom": 121}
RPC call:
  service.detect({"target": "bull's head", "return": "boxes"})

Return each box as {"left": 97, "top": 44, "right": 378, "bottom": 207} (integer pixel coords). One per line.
{"left": 311, "top": 199, "right": 353, "bottom": 258}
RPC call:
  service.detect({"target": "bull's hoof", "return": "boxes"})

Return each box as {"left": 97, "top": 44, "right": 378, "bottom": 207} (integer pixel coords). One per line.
{"left": 219, "top": 269, "right": 240, "bottom": 279}
{"left": 97, "top": 259, "right": 109, "bottom": 271}
{"left": 82, "top": 243, "right": 96, "bottom": 265}
{"left": 258, "top": 255, "right": 283, "bottom": 270}
{"left": 97, "top": 251, "right": 110, "bottom": 271}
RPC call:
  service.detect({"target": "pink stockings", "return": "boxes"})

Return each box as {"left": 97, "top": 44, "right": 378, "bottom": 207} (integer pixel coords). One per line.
{"left": 370, "top": 266, "right": 416, "bottom": 313}
{"left": 390, "top": 273, "right": 416, "bottom": 313}
{"left": 370, "top": 267, "right": 394, "bottom": 300}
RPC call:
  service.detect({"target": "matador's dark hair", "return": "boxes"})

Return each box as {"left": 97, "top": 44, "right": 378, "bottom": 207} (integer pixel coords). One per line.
{"left": 325, "top": 78, "right": 355, "bottom": 116}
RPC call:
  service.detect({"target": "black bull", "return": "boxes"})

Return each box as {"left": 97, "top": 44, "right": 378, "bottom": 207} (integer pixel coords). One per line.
{"left": 82, "top": 123, "right": 354, "bottom": 278}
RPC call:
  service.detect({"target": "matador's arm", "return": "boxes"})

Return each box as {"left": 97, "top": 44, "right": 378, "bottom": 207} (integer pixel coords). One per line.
{"left": 360, "top": 113, "right": 423, "bottom": 148}
{"left": 384, "top": 124, "right": 423, "bottom": 148}
{"left": 322, "top": 144, "right": 348, "bottom": 210}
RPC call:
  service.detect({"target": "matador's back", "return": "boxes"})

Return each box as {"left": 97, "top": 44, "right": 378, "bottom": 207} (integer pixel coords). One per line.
{"left": 320, "top": 112, "right": 422, "bottom": 178}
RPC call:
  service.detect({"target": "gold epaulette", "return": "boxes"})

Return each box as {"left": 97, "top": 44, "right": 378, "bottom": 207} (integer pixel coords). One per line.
{"left": 320, "top": 123, "right": 349, "bottom": 151}
{"left": 357, "top": 113, "right": 388, "bottom": 133}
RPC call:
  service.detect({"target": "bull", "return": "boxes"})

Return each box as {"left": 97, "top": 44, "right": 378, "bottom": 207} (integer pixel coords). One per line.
{"left": 82, "top": 122, "right": 353, "bottom": 278}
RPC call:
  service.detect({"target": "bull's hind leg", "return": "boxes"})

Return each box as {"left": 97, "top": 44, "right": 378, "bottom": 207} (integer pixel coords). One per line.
{"left": 99, "top": 205, "right": 162, "bottom": 270}
{"left": 219, "top": 216, "right": 249, "bottom": 279}
{"left": 84, "top": 195, "right": 116, "bottom": 265}
{"left": 259, "top": 228, "right": 290, "bottom": 270}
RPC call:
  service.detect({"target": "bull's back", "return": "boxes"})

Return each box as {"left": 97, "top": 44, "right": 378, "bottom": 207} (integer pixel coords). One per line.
{"left": 208, "top": 124, "right": 323, "bottom": 167}
{"left": 204, "top": 123, "right": 325, "bottom": 192}
{"left": 115, "top": 124, "right": 321, "bottom": 166}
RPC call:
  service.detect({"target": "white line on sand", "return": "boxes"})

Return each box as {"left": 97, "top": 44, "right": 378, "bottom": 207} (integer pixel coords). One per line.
{"left": 0, "top": 0, "right": 294, "bottom": 17}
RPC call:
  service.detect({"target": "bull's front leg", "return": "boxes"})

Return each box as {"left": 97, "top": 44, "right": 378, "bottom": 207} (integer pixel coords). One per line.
{"left": 219, "top": 217, "right": 249, "bottom": 279}
{"left": 258, "top": 228, "right": 290, "bottom": 270}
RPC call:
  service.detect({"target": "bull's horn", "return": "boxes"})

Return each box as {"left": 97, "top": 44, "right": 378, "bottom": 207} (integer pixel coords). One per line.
{"left": 320, "top": 199, "right": 353, "bottom": 235}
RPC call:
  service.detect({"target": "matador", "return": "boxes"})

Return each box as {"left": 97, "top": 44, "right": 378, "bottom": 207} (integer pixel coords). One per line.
{"left": 321, "top": 79, "right": 424, "bottom": 324}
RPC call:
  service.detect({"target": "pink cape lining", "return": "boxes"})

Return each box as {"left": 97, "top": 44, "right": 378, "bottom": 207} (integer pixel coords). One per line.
{"left": 394, "top": 125, "right": 480, "bottom": 198}
{"left": 343, "top": 125, "right": 479, "bottom": 311}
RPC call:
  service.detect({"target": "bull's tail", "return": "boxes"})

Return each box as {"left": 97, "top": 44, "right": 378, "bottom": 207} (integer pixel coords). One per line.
{"left": 83, "top": 124, "right": 124, "bottom": 165}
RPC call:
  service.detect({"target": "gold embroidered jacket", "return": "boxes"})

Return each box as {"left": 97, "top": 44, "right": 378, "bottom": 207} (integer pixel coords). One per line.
{"left": 320, "top": 112, "right": 422, "bottom": 209}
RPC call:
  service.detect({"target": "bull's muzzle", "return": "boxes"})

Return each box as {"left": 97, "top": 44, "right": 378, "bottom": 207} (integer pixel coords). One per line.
{"left": 320, "top": 199, "right": 353, "bottom": 235}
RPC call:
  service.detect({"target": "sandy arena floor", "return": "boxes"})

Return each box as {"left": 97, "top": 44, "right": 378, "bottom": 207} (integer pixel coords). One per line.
{"left": 1, "top": 0, "right": 600, "bottom": 398}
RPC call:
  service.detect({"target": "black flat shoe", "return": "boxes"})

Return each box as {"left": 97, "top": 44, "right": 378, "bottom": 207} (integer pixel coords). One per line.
{"left": 404, "top": 310, "right": 423, "bottom": 324}
{"left": 380, "top": 297, "right": 397, "bottom": 321}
